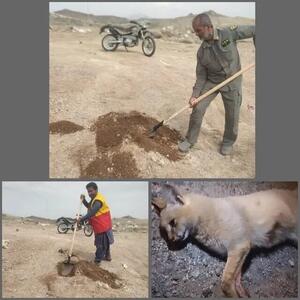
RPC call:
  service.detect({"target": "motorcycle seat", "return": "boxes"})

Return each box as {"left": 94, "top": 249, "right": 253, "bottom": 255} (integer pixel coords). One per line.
{"left": 60, "top": 217, "right": 75, "bottom": 224}
{"left": 113, "top": 25, "right": 137, "bottom": 35}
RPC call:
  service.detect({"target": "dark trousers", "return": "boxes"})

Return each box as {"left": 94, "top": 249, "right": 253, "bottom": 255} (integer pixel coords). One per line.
{"left": 94, "top": 232, "right": 110, "bottom": 262}
{"left": 186, "top": 80, "right": 242, "bottom": 147}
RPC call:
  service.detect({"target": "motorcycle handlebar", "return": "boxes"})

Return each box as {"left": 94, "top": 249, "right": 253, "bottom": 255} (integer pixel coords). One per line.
{"left": 130, "top": 20, "right": 147, "bottom": 29}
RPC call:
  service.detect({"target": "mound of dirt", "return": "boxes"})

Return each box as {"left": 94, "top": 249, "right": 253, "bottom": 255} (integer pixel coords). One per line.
{"left": 78, "top": 111, "right": 183, "bottom": 178}
{"left": 93, "top": 111, "right": 182, "bottom": 161}
{"left": 57, "top": 261, "right": 122, "bottom": 289}
{"left": 49, "top": 120, "right": 84, "bottom": 134}
{"left": 50, "top": 31, "right": 255, "bottom": 179}
{"left": 81, "top": 152, "right": 139, "bottom": 178}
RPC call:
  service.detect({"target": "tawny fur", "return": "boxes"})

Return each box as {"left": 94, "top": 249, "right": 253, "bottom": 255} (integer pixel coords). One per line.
{"left": 152, "top": 185, "right": 298, "bottom": 298}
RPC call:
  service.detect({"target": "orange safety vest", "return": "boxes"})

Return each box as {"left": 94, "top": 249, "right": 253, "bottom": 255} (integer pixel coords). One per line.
{"left": 89, "top": 192, "right": 112, "bottom": 234}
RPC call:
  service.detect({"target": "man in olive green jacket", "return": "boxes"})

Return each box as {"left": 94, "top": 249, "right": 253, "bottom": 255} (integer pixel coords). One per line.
{"left": 179, "top": 13, "right": 255, "bottom": 155}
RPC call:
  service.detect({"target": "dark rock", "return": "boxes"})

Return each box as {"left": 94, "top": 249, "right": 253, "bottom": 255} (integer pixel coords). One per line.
{"left": 190, "top": 269, "right": 200, "bottom": 279}
{"left": 202, "top": 287, "right": 213, "bottom": 297}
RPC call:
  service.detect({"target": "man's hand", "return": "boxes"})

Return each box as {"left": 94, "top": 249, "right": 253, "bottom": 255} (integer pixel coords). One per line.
{"left": 80, "top": 194, "right": 85, "bottom": 202}
{"left": 76, "top": 216, "right": 82, "bottom": 225}
{"left": 189, "top": 96, "right": 198, "bottom": 108}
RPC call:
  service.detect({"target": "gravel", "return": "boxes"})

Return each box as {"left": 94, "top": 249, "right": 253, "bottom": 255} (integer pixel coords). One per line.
{"left": 151, "top": 181, "right": 298, "bottom": 298}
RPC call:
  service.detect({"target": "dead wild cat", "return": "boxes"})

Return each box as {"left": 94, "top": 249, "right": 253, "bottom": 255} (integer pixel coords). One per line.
{"left": 152, "top": 183, "right": 298, "bottom": 298}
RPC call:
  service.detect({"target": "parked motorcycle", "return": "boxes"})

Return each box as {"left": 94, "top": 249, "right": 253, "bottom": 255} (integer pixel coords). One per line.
{"left": 56, "top": 216, "right": 93, "bottom": 237}
{"left": 100, "top": 20, "right": 156, "bottom": 57}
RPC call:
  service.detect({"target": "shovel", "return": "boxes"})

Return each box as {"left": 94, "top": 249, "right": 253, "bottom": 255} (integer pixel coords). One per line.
{"left": 149, "top": 63, "right": 255, "bottom": 137}
{"left": 61, "top": 198, "right": 82, "bottom": 276}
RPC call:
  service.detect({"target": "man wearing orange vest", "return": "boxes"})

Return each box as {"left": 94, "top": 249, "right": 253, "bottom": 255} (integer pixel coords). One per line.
{"left": 78, "top": 182, "right": 114, "bottom": 265}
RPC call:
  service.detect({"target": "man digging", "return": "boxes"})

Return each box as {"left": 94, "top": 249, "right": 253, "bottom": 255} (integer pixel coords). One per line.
{"left": 78, "top": 182, "right": 114, "bottom": 265}
{"left": 179, "top": 13, "right": 255, "bottom": 155}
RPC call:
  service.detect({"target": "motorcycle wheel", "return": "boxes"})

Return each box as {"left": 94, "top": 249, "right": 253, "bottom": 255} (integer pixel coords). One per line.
{"left": 102, "top": 34, "right": 118, "bottom": 51}
{"left": 84, "top": 224, "right": 94, "bottom": 237}
{"left": 142, "top": 36, "right": 156, "bottom": 57}
{"left": 57, "top": 223, "right": 69, "bottom": 234}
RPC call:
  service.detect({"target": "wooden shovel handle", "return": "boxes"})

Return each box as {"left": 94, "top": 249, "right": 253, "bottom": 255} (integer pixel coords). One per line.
{"left": 164, "top": 63, "right": 255, "bottom": 125}
{"left": 68, "top": 199, "right": 82, "bottom": 258}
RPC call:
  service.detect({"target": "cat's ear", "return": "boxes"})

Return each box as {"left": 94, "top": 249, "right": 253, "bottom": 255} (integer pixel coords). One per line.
{"left": 151, "top": 182, "right": 185, "bottom": 216}
{"left": 164, "top": 183, "right": 185, "bottom": 205}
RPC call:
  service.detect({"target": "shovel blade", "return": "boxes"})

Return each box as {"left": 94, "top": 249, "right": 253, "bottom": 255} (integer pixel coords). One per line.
{"left": 61, "top": 263, "right": 75, "bottom": 276}
{"left": 59, "top": 254, "right": 79, "bottom": 276}
{"left": 149, "top": 120, "right": 164, "bottom": 138}
{"left": 57, "top": 260, "right": 76, "bottom": 277}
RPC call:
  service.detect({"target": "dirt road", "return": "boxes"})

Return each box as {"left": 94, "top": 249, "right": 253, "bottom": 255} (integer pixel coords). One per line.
{"left": 50, "top": 30, "right": 255, "bottom": 178}
{"left": 2, "top": 216, "right": 148, "bottom": 298}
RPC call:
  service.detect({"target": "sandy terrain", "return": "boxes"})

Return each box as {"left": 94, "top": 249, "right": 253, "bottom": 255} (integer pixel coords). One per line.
{"left": 49, "top": 29, "right": 255, "bottom": 179}
{"left": 2, "top": 216, "right": 148, "bottom": 298}
{"left": 151, "top": 182, "right": 298, "bottom": 298}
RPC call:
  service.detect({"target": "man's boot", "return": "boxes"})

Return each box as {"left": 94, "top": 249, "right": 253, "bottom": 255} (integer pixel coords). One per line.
{"left": 178, "top": 140, "right": 193, "bottom": 153}
{"left": 220, "top": 144, "right": 233, "bottom": 156}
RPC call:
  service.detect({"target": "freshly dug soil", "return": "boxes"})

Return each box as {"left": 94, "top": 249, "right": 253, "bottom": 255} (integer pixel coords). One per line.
{"left": 2, "top": 217, "right": 148, "bottom": 298}
{"left": 78, "top": 111, "right": 184, "bottom": 178}
{"left": 57, "top": 261, "right": 122, "bottom": 289}
{"left": 49, "top": 120, "right": 84, "bottom": 134}
{"left": 80, "top": 152, "right": 139, "bottom": 178}
{"left": 151, "top": 181, "right": 298, "bottom": 298}
{"left": 93, "top": 111, "right": 182, "bottom": 161}
{"left": 50, "top": 32, "right": 255, "bottom": 179}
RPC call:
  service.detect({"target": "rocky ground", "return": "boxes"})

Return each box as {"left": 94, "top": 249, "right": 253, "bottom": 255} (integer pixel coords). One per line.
{"left": 2, "top": 215, "right": 148, "bottom": 298}
{"left": 151, "top": 182, "right": 298, "bottom": 298}
{"left": 49, "top": 27, "right": 255, "bottom": 179}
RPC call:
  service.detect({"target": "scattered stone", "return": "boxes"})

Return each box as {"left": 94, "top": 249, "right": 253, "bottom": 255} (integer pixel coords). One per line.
{"left": 70, "top": 26, "right": 91, "bottom": 33}
{"left": 190, "top": 269, "right": 200, "bottom": 279}
{"left": 215, "top": 267, "right": 222, "bottom": 277}
{"left": 115, "top": 279, "right": 123, "bottom": 288}
{"left": 38, "top": 222, "right": 50, "bottom": 227}
{"left": 122, "top": 263, "right": 128, "bottom": 269}
{"left": 172, "top": 273, "right": 182, "bottom": 281}
{"left": 97, "top": 281, "right": 109, "bottom": 289}
{"left": 151, "top": 30, "right": 163, "bottom": 39}
{"left": 2, "top": 240, "right": 9, "bottom": 249}
{"left": 288, "top": 259, "right": 295, "bottom": 267}
{"left": 202, "top": 287, "right": 212, "bottom": 297}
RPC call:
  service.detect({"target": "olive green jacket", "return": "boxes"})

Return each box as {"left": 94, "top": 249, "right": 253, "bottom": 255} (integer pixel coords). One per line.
{"left": 192, "top": 24, "right": 255, "bottom": 98}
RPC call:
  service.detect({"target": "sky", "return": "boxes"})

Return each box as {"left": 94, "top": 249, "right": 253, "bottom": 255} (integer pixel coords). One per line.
{"left": 2, "top": 181, "right": 148, "bottom": 219}
{"left": 49, "top": 2, "right": 255, "bottom": 19}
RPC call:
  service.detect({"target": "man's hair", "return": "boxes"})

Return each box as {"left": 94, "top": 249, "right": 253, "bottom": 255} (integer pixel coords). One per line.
{"left": 86, "top": 182, "right": 98, "bottom": 190}
{"left": 192, "top": 13, "right": 213, "bottom": 28}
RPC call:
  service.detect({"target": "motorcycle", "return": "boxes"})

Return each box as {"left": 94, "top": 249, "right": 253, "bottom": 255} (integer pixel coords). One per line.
{"left": 100, "top": 20, "right": 156, "bottom": 57}
{"left": 56, "top": 216, "right": 93, "bottom": 237}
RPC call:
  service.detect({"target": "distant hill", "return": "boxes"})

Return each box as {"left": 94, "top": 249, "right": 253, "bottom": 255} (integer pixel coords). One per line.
{"left": 26, "top": 216, "right": 57, "bottom": 223}
{"left": 50, "top": 9, "right": 254, "bottom": 29}
{"left": 120, "top": 215, "right": 136, "bottom": 219}
{"left": 50, "top": 9, "right": 129, "bottom": 26}
{"left": 2, "top": 214, "right": 56, "bottom": 223}
{"left": 49, "top": 9, "right": 254, "bottom": 43}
